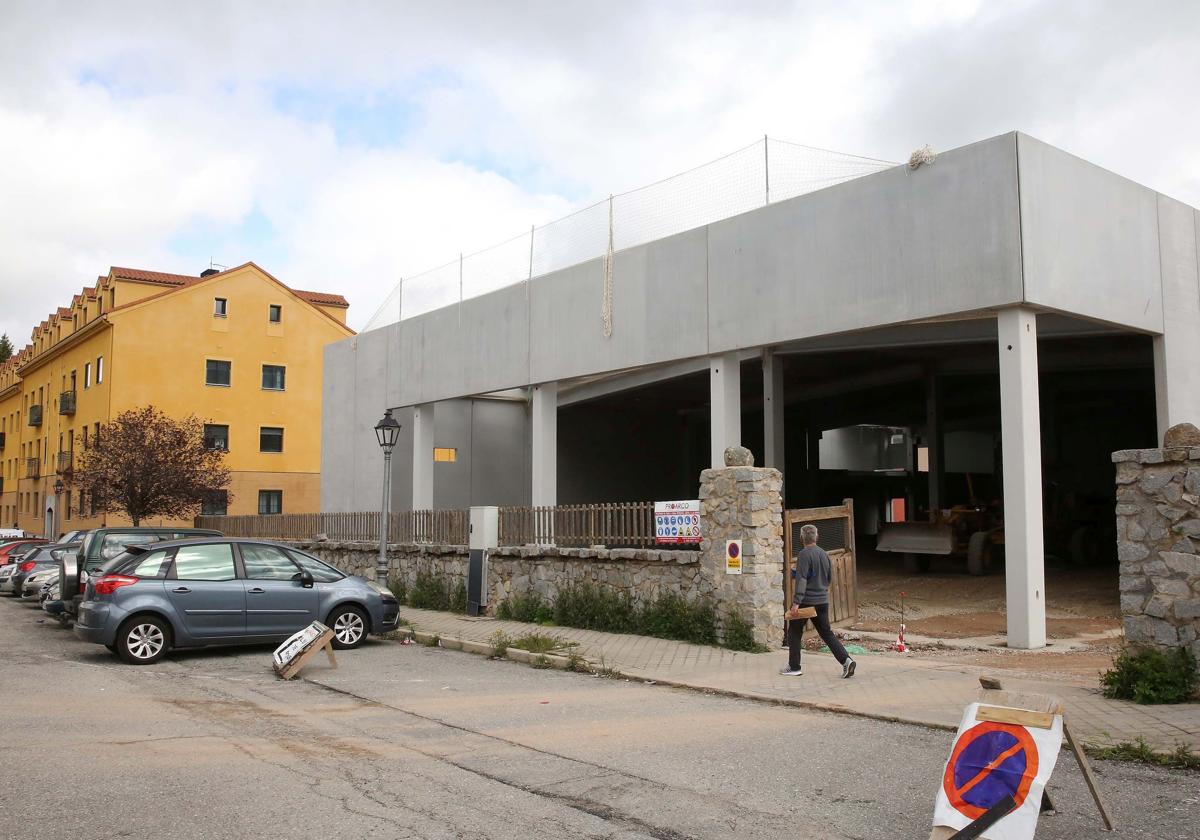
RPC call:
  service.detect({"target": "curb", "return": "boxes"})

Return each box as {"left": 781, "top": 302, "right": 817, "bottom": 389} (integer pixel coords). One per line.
{"left": 396, "top": 627, "right": 589, "bottom": 672}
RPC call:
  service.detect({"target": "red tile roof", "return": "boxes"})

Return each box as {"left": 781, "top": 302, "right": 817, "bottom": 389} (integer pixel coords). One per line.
{"left": 109, "top": 267, "right": 195, "bottom": 286}
{"left": 108, "top": 266, "right": 348, "bottom": 307}
{"left": 291, "top": 289, "right": 349, "bottom": 307}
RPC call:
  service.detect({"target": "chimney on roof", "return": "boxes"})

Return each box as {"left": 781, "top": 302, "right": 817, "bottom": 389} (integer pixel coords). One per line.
{"left": 200, "top": 268, "right": 219, "bottom": 278}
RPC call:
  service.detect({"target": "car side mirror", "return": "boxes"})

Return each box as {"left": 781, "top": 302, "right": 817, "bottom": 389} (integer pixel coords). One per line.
{"left": 299, "top": 570, "right": 315, "bottom": 589}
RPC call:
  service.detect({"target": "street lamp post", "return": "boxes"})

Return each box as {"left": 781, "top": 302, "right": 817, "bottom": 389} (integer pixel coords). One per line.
{"left": 374, "top": 409, "right": 402, "bottom": 583}
{"left": 53, "top": 479, "right": 64, "bottom": 540}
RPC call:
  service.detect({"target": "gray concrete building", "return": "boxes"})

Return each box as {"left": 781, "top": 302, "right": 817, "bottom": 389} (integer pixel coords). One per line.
{"left": 320, "top": 132, "right": 1200, "bottom": 649}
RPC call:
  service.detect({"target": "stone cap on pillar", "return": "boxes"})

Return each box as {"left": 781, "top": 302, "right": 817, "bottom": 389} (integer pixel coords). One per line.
{"left": 723, "top": 445, "right": 755, "bottom": 467}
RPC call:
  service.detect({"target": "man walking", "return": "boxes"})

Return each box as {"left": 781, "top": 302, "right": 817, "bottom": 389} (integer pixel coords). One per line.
{"left": 781, "top": 523, "right": 856, "bottom": 678}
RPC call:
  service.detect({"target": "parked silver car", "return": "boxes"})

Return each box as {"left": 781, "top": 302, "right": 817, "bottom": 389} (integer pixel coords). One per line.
{"left": 0, "top": 563, "right": 16, "bottom": 594}
{"left": 5, "top": 544, "right": 79, "bottom": 597}
{"left": 22, "top": 568, "right": 58, "bottom": 600}
{"left": 74, "top": 538, "right": 401, "bottom": 664}
{"left": 40, "top": 577, "right": 60, "bottom": 606}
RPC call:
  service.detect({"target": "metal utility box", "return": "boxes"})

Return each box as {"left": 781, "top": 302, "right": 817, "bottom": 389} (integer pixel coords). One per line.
{"left": 467, "top": 506, "right": 498, "bottom": 616}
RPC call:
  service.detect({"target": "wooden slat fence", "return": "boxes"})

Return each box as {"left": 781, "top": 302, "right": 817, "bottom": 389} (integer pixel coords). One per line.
{"left": 498, "top": 502, "right": 664, "bottom": 548}
{"left": 783, "top": 500, "right": 859, "bottom": 626}
{"left": 195, "top": 510, "right": 469, "bottom": 544}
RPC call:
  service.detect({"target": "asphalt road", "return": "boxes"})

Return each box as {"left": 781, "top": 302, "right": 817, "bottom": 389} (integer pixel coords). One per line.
{"left": 0, "top": 596, "right": 1195, "bottom": 840}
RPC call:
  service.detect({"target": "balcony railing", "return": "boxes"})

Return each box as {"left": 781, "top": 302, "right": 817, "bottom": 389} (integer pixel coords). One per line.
{"left": 25, "top": 458, "right": 40, "bottom": 479}
{"left": 27, "top": 405, "right": 42, "bottom": 426}
{"left": 56, "top": 451, "right": 73, "bottom": 475}
{"left": 58, "top": 390, "right": 76, "bottom": 415}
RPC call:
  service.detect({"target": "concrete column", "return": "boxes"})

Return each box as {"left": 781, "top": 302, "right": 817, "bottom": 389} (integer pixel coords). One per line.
{"left": 710, "top": 352, "right": 741, "bottom": 468}
{"left": 531, "top": 382, "right": 557, "bottom": 507}
{"left": 762, "top": 350, "right": 785, "bottom": 472}
{"left": 412, "top": 403, "right": 434, "bottom": 510}
{"left": 925, "top": 368, "right": 944, "bottom": 514}
{"left": 997, "top": 308, "right": 1046, "bottom": 650}
{"left": 1152, "top": 195, "right": 1200, "bottom": 441}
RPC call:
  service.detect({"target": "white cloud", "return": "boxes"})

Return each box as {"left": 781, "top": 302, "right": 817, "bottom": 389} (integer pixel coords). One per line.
{"left": 0, "top": 0, "right": 1197, "bottom": 344}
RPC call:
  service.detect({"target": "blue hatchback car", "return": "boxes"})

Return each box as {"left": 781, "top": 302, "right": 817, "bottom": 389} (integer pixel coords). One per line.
{"left": 74, "top": 538, "right": 400, "bottom": 664}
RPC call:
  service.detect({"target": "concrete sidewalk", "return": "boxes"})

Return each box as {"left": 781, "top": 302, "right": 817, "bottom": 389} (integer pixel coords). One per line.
{"left": 396, "top": 607, "right": 1200, "bottom": 753}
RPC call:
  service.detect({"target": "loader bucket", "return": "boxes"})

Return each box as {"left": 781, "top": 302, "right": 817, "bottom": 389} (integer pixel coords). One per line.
{"left": 875, "top": 521, "right": 954, "bottom": 555}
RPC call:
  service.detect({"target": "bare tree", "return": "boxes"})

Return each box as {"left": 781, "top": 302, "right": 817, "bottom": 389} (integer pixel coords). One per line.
{"left": 75, "top": 407, "right": 231, "bottom": 526}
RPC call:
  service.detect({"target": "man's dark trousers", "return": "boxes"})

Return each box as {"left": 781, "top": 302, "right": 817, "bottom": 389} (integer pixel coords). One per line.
{"left": 788, "top": 603, "right": 849, "bottom": 671}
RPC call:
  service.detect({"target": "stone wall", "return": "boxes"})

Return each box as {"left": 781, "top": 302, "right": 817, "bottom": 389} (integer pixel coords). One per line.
{"left": 292, "top": 448, "right": 786, "bottom": 647}
{"left": 698, "top": 463, "right": 786, "bottom": 646}
{"left": 1113, "top": 437, "right": 1200, "bottom": 662}
{"left": 288, "top": 540, "right": 702, "bottom": 611}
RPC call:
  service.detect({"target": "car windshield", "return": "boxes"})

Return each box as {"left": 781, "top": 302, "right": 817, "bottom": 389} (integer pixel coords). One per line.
{"left": 287, "top": 550, "right": 345, "bottom": 582}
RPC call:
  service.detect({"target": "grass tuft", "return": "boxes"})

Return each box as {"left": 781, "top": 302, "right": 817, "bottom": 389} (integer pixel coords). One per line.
{"left": 405, "top": 571, "right": 468, "bottom": 614}
{"left": 1087, "top": 737, "right": 1200, "bottom": 771}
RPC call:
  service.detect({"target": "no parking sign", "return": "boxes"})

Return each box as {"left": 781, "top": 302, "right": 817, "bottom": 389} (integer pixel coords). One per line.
{"left": 933, "top": 703, "right": 1063, "bottom": 839}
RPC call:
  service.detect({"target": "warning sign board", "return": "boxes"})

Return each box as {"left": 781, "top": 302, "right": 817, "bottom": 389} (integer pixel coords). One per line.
{"left": 725, "top": 540, "right": 742, "bottom": 575}
{"left": 933, "top": 703, "right": 1063, "bottom": 840}
{"left": 655, "top": 500, "right": 702, "bottom": 545}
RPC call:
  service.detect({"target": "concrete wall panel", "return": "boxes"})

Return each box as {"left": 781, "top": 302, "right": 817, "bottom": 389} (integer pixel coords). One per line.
{"left": 417, "top": 284, "right": 530, "bottom": 404}
{"left": 349, "top": 328, "right": 392, "bottom": 511}
{"left": 319, "top": 339, "right": 359, "bottom": 512}
{"left": 469, "top": 399, "right": 531, "bottom": 506}
{"left": 529, "top": 227, "right": 710, "bottom": 384}
{"left": 706, "top": 134, "right": 1024, "bottom": 352}
{"left": 1152, "top": 197, "right": 1200, "bottom": 436}
{"left": 394, "top": 317, "right": 423, "bottom": 407}
{"left": 1018, "top": 133, "right": 1163, "bottom": 332}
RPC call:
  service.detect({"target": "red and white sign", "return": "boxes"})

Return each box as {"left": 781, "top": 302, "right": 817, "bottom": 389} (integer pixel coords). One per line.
{"left": 932, "top": 703, "right": 1063, "bottom": 840}
{"left": 655, "top": 500, "right": 701, "bottom": 545}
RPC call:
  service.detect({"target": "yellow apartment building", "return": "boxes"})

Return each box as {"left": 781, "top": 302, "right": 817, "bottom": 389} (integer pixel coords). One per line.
{"left": 0, "top": 262, "right": 353, "bottom": 536}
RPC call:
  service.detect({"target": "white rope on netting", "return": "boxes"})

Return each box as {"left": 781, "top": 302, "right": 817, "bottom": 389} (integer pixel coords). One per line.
{"left": 602, "top": 193, "right": 614, "bottom": 339}
{"left": 908, "top": 145, "right": 936, "bottom": 170}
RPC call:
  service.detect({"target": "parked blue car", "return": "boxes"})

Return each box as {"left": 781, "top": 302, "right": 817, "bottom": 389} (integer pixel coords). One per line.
{"left": 74, "top": 538, "right": 400, "bottom": 664}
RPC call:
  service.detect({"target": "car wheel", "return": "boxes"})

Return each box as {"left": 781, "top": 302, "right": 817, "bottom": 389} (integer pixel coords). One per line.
{"left": 116, "top": 616, "right": 171, "bottom": 665}
{"left": 328, "top": 605, "right": 369, "bottom": 650}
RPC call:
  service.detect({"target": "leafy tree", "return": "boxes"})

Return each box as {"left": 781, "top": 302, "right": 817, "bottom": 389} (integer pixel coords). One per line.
{"left": 75, "top": 407, "right": 231, "bottom": 526}
{"left": 0, "top": 333, "right": 12, "bottom": 362}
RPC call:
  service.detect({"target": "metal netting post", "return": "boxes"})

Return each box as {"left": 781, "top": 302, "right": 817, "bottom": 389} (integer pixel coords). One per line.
{"left": 764, "top": 134, "right": 770, "bottom": 205}
{"left": 528, "top": 225, "right": 535, "bottom": 280}
{"left": 458, "top": 253, "right": 463, "bottom": 303}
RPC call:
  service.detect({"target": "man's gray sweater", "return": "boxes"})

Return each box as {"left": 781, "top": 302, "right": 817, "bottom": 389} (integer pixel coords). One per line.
{"left": 792, "top": 545, "right": 832, "bottom": 606}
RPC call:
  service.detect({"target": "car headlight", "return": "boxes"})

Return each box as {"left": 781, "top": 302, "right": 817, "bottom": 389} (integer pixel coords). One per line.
{"left": 368, "top": 581, "right": 393, "bottom": 597}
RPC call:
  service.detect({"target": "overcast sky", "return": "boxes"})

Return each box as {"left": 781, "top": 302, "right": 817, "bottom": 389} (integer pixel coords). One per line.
{"left": 1, "top": 0, "right": 1198, "bottom": 342}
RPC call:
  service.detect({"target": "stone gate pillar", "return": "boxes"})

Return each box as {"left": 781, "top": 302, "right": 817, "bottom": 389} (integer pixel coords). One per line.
{"left": 1114, "top": 423, "right": 1200, "bottom": 661}
{"left": 699, "top": 446, "right": 785, "bottom": 646}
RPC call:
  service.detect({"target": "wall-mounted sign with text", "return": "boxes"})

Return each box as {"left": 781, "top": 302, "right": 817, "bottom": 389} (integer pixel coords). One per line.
{"left": 654, "top": 499, "right": 702, "bottom": 545}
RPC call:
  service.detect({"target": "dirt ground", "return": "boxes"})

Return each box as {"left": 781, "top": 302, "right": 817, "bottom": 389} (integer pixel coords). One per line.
{"left": 839, "top": 550, "right": 1123, "bottom": 686}
{"left": 850, "top": 549, "right": 1120, "bottom": 631}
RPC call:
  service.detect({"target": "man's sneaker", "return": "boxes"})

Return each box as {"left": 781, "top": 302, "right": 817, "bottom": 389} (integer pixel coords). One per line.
{"left": 842, "top": 658, "right": 857, "bottom": 679}
{"left": 779, "top": 667, "right": 803, "bottom": 676}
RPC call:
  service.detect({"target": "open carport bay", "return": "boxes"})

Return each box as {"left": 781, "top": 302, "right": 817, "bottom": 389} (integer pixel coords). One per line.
{"left": 557, "top": 319, "right": 1151, "bottom": 633}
